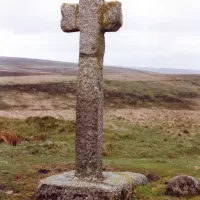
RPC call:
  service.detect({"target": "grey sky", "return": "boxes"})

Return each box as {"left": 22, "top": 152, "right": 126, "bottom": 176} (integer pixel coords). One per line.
{"left": 0, "top": 0, "right": 200, "bottom": 70}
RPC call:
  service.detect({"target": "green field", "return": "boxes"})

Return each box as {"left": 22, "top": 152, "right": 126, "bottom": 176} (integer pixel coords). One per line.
{"left": 0, "top": 116, "right": 200, "bottom": 199}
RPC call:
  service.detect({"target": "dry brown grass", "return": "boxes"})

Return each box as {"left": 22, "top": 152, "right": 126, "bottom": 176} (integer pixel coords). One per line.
{"left": 0, "top": 75, "right": 76, "bottom": 85}
{"left": 105, "top": 108, "right": 200, "bottom": 136}
{"left": 0, "top": 131, "right": 20, "bottom": 146}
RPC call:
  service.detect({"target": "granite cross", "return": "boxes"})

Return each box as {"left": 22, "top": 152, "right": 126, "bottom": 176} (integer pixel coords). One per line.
{"left": 61, "top": 0, "right": 122, "bottom": 180}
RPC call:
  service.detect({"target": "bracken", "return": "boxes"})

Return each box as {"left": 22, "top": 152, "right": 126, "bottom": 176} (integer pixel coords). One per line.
{"left": 0, "top": 131, "right": 19, "bottom": 146}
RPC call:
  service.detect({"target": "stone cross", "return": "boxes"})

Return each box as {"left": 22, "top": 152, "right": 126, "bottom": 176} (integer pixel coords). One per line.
{"left": 61, "top": 0, "right": 122, "bottom": 180}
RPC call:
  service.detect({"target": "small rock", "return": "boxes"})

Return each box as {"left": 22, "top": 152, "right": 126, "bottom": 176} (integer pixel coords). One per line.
{"left": 46, "top": 141, "right": 53, "bottom": 145}
{"left": 121, "top": 172, "right": 148, "bottom": 185}
{"left": 194, "top": 166, "right": 200, "bottom": 170}
{"left": 165, "top": 175, "right": 200, "bottom": 196}
{"left": 6, "top": 190, "right": 13, "bottom": 195}
{"left": 132, "top": 173, "right": 148, "bottom": 185}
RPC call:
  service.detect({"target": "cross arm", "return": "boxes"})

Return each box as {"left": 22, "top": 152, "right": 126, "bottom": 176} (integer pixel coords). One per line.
{"left": 102, "top": 1, "right": 123, "bottom": 32}
{"left": 61, "top": 3, "right": 79, "bottom": 32}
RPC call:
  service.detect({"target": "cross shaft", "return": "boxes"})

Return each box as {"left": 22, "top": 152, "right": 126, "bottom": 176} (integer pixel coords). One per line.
{"left": 61, "top": 0, "right": 122, "bottom": 180}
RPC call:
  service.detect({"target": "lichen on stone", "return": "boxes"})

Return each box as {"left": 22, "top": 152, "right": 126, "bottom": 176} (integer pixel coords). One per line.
{"left": 75, "top": 4, "right": 79, "bottom": 27}
{"left": 62, "top": 3, "right": 67, "bottom": 8}
{"left": 98, "top": 3, "right": 105, "bottom": 28}
{"left": 96, "top": 33, "right": 104, "bottom": 69}
{"left": 98, "top": 1, "right": 122, "bottom": 32}
{"left": 107, "top": 1, "right": 120, "bottom": 8}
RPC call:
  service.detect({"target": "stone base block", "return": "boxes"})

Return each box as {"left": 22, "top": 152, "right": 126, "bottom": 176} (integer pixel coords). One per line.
{"left": 35, "top": 171, "right": 147, "bottom": 200}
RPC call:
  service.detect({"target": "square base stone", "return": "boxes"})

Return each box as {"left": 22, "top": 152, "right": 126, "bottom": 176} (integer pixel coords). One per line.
{"left": 35, "top": 171, "right": 145, "bottom": 200}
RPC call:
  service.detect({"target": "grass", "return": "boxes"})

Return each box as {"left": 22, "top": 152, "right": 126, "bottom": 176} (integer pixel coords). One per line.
{"left": 0, "top": 116, "right": 200, "bottom": 199}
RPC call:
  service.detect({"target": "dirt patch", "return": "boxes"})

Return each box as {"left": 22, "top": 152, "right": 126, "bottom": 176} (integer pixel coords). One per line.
{"left": 38, "top": 169, "right": 51, "bottom": 175}
{"left": 146, "top": 173, "right": 160, "bottom": 183}
{"left": 35, "top": 163, "right": 74, "bottom": 175}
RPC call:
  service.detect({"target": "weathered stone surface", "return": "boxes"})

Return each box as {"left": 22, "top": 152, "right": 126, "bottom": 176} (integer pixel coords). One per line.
{"left": 102, "top": 1, "right": 123, "bottom": 32}
{"left": 35, "top": 171, "right": 146, "bottom": 200}
{"left": 165, "top": 175, "right": 200, "bottom": 196}
{"left": 75, "top": 0, "right": 105, "bottom": 180}
{"left": 121, "top": 172, "right": 148, "bottom": 185}
{"left": 61, "top": 3, "right": 79, "bottom": 32}
{"left": 76, "top": 56, "right": 104, "bottom": 180}
{"left": 61, "top": 0, "right": 123, "bottom": 180}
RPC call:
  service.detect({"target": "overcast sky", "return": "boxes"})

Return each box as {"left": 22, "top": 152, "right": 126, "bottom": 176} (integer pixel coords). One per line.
{"left": 0, "top": 0, "right": 200, "bottom": 70}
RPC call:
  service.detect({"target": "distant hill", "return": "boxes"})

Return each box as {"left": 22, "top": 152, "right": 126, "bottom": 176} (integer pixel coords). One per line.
{"left": 0, "top": 56, "right": 77, "bottom": 76}
{"left": 135, "top": 67, "right": 200, "bottom": 75}
{"left": 0, "top": 56, "right": 199, "bottom": 76}
{"left": 0, "top": 56, "right": 153, "bottom": 77}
